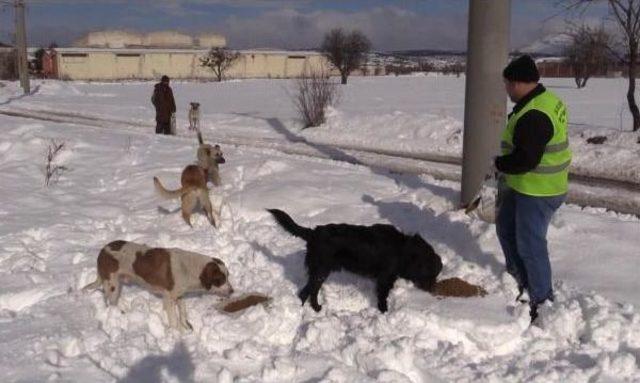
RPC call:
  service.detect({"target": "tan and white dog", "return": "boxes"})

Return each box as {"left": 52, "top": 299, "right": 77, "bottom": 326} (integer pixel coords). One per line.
{"left": 196, "top": 131, "right": 225, "bottom": 187}
{"left": 154, "top": 164, "right": 220, "bottom": 227}
{"left": 188, "top": 102, "right": 200, "bottom": 132}
{"left": 83, "top": 240, "right": 233, "bottom": 330}
{"left": 153, "top": 133, "right": 225, "bottom": 227}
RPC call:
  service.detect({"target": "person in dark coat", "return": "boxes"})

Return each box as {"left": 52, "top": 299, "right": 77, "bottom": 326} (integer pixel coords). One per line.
{"left": 151, "top": 75, "right": 176, "bottom": 135}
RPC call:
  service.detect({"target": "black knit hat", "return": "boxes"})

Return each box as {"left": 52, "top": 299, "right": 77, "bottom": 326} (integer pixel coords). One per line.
{"left": 503, "top": 55, "right": 540, "bottom": 83}
{"left": 161, "top": 75, "right": 170, "bottom": 82}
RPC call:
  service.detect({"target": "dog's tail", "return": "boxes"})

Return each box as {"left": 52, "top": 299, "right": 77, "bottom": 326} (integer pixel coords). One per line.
{"left": 153, "top": 176, "right": 185, "bottom": 199}
{"left": 82, "top": 278, "right": 102, "bottom": 291}
{"left": 267, "top": 209, "right": 313, "bottom": 241}
{"left": 197, "top": 130, "right": 204, "bottom": 145}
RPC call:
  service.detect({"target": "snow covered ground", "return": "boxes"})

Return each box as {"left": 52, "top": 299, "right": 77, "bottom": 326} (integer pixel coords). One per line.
{"left": 1, "top": 75, "right": 639, "bottom": 183}
{"left": 0, "top": 77, "right": 639, "bottom": 382}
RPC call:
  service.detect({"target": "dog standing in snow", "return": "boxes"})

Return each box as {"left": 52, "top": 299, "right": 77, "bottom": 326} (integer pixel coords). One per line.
{"left": 153, "top": 164, "right": 221, "bottom": 227}
{"left": 188, "top": 102, "right": 200, "bottom": 132}
{"left": 83, "top": 240, "right": 233, "bottom": 330}
{"left": 268, "top": 209, "right": 443, "bottom": 313}
{"left": 196, "top": 131, "right": 225, "bottom": 187}
{"left": 153, "top": 132, "right": 225, "bottom": 227}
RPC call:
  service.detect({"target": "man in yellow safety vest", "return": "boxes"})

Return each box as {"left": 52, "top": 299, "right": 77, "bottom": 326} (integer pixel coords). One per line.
{"left": 494, "top": 55, "right": 571, "bottom": 324}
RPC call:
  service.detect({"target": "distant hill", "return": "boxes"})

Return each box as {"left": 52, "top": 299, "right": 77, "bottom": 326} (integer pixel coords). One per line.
{"left": 387, "top": 49, "right": 466, "bottom": 57}
{"left": 519, "top": 33, "right": 571, "bottom": 56}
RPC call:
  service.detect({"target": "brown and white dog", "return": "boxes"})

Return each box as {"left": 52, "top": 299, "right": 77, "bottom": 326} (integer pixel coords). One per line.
{"left": 153, "top": 133, "right": 225, "bottom": 227}
{"left": 83, "top": 240, "right": 233, "bottom": 330}
{"left": 154, "top": 164, "right": 220, "bottom": 227}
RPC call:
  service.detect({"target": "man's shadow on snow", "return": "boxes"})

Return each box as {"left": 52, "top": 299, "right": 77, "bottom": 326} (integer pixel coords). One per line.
{"left": 232, "top": 113, "right": 447, "bottom": 193}
{"left": 0, "top": 84, "right": 41, "bottom": 106}
{"left": 361, "top": 193, "right": 503, "bottom": 276}
{"left": 118, "top": 341, "right": 195, "bottom": 383}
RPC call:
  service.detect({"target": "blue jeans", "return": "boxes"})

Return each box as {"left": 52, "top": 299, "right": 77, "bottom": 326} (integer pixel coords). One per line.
{"left": 495, "top": 184, "right": 565, "bottom": 305}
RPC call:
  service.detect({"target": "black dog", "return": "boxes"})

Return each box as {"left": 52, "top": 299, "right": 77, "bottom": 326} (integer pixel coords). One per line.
{"left": 268, "top": 209, "right": 443, "bottom": 313}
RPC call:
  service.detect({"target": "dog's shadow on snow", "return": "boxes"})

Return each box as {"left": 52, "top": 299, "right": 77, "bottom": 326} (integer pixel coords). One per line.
{"left": 249, "top": 241, "right": 378, "bottom": 308}
{"left": 362, "top": 193, "right": 503, "bottom": 276}
{"left": 118, "top": 341, "right": 195, "bottom": 383}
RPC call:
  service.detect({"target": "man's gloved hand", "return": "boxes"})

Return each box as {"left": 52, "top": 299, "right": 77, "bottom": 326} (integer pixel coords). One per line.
{"left": 485, "top": 157, "right": 500, "bottom": 180}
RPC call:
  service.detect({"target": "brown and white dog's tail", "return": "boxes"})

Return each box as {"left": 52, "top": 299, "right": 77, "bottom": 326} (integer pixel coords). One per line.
{"left": 82, "top": 277, "right": 102, "bottom": 291}
{"left": 153, "top": 177, "right": 185, "bottom": 199}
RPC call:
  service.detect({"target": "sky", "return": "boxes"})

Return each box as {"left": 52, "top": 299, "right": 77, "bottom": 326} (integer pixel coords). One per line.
{"left": 0, "top": 0, "right": 610, "bottom": 52}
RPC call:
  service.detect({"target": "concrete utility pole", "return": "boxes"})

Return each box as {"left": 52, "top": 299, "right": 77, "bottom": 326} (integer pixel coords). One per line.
{"left": 460, "top": 0, "right": 511, "bottom": 207}
{"left": 15, "top": 0, "right": 29, "bottom": 94}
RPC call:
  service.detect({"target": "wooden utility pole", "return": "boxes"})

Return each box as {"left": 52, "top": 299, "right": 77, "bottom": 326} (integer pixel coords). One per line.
{"left": 15, "top": 0, "right": 29, "bottom": 94}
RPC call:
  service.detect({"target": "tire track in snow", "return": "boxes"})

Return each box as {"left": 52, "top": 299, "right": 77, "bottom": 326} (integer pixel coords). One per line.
{"left": 1, "top": 106, "right": 639, "bottom": 216}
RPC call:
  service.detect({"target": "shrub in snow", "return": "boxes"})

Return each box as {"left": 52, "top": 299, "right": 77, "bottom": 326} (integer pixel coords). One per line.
{"left": 44, "top": 139, "right": 67, "bottom": 186}
{"left": 293, "top": 69, "right": 339, "bottom": 129}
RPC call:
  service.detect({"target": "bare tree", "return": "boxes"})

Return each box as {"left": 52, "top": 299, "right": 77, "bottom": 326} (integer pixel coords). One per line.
{"left": 292, "top": 69, "right": 339, "bottom": 128}
{"left": 321, "top": 28, "right": 371, "bottom": 85}
{"left": 0, "top": 49, "right": 17, "bottom": 80}
{"left": 563, "top": 0, "right": 640, "bottom": 131}
{"left": 200, "top": 47, "right": 241, "bottom": 82}
{"left": 563, "top": 24, "right": 613, "bottom": 88}
{"left": 33, "top": 47, "right": 46, "bottom": 74}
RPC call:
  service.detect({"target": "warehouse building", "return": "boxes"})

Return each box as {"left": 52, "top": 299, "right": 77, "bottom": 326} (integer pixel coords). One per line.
{"left": 42, "top": 30, "right": 330, "bottom": 81}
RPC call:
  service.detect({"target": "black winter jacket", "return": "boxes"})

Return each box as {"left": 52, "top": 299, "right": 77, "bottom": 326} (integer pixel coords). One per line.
{"left": 495, "top": 84, "right": 554, "bottom": 175}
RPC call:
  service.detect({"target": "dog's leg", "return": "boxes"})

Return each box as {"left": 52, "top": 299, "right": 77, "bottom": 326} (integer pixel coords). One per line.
{"left": 298, "top": 283, "right": 311, "bottom": 305}
{"left": 163, "top": 295, "right": 179, "bottom": 329}
{"left": 181, "top": 193, "right": 197, "bottom": 227}
{"left": 375, "top": 276, "right": 398, "bottom": 313}
{"left": 104, "top": 277, "right": 121, "bottom": 306}
{"left": 199, "top": 190, "right": 218, "bottom": 228}
{"left": 177, "top": 299, "right": 193, "bottom": 331}
{"left": 102, "top": 280, "right": 112, "bottom": 305}
{"left": 306, "top": 269, "right": 329, "bottom": 312}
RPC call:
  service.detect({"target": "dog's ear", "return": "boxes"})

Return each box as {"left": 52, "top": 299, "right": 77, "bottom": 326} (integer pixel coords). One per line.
{"left": 199, "top": 262, "right": 226, "bottom": 290}
{"left": 205, "top": 148, "right": 211, "bottom": 156}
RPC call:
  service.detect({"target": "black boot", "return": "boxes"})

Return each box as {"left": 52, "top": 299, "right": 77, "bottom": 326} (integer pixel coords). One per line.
{"left": 529, "top": 303, "right": 539, "bottom": 324}
{"left": 515, "top": 285, "right": 528, "bottom": 303}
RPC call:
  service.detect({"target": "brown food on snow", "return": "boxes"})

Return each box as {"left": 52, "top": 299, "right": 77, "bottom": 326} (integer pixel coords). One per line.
{"left": 431, "top": 277, "right": 487, "bottom": 298}
{"left": 222, "top": 294, "right": 271, "bottom": 313}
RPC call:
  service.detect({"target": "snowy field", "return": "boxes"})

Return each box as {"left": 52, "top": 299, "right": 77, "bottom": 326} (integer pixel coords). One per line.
{"left": 1, "top": 75, "right": 639, "bottom": 183}
{"left": 0, "top": 76, "right": 639, "bottom": 382}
